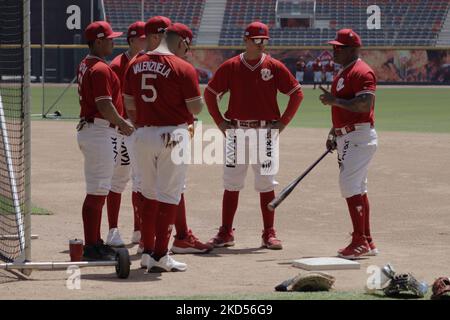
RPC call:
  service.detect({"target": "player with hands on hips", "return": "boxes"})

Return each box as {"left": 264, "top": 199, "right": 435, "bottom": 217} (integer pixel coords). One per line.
{"left": 204, "top": 21, "right": 304, "bottom": 250}
{"left": 319, "top": 29, "right": 378, "bottom": 259}
{"left": 76, "top": 21, "right": 134, "bottom": 261}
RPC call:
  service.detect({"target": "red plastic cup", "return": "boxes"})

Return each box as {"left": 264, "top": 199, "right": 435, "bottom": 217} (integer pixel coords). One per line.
{"left": 69, "top": 239, "right": 84, "bottom": 262}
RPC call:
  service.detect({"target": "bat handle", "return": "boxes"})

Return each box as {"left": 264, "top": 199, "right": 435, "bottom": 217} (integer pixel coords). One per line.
{"left": 267, "top": 201, "right": 276, "bottom": 212}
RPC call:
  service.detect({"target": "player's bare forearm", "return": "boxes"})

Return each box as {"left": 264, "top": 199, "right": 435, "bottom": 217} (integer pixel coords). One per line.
{"left": 127, "top": 110, "right": 137, "bottom": 124}
{"left": 332, "top": 94, "right": 374, "bottom": 113}
{"left": 124, "top": 95, "right": 137, "bottom": 124}
{"left": 186, "top": 98, "right": 204, "bottom": 115}
{"left": 204, "top": 88, "right": 225, "bottom": 126}
{"left": 319, "top": 85, "right": 373, "bottom": 113}
{"left": 96, "top": 100, "right": 135, "bottom": 136}
{"left": 96, "top": 100, "right": 126, "bottom": 125}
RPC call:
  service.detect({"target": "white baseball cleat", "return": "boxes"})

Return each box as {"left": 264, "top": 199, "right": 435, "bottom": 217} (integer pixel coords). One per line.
{"left": 136, "top": 240, "right": 144, "bottom": 255}
{"left": 365, "top": 248, "right": 379, "bottom": 256}
{"left": 106, "top": 228, "right": 125, "bottom": 247}
{"left": 147, "top": 254, "right": 187, "bottom": 272}
{"left": 140, "top": 253, "right": 150, "bottom": 269}
{"left": 131, "top": 230, "right": 141, "bottom": 244}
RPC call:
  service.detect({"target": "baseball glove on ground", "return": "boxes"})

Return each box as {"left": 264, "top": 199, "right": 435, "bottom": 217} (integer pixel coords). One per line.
{"left": 383, "top": 273, "right": 428, "bottom": 298}
{"left": 275, "top": 272, "right": 335, "bottom": 292}
{"left": 431, "top": 277, "right": 450, "bottom": 300}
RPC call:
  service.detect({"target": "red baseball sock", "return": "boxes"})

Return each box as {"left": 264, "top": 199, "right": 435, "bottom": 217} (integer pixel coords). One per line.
{"left": 345, "top": 194, "right": 365, "bottom": 238}
{"left": 141, "top": 198, "right": 158, "bottom": 252}
{"left": 260, "top": 191, "right": 275, "bottom": 229}
{"left": 362, "top": 193, "right": 372, "bottom": 241}
{"left": 175, "top": 194, "right": 188, "bottom": 239}
{"left": 82, "top": 194, "right": 106, "bottom": 246}
{"left": 153, "top": 202, "right": 177, "bottom": 259}
{"left": 222, "top": 190, "right": 239, "bottom": 229}
{"left": 107, "top": 191, "right": 121, "bottom": 229}
{"left": 132, "top": 191, "right": 143, "bottom": 231}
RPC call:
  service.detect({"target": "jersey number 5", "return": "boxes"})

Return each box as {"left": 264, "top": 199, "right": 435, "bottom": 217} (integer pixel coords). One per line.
{"left": 141, "top": 74, "right": 157, "bottom": 102}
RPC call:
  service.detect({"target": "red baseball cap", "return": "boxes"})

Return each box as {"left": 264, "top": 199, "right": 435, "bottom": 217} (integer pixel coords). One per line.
{"left": 167, "top": 23, "right": 193, "bottom": 45}
{"left": 127, "top": 21, "right": 146, "bottom": 39}
{"left": 328, "top": 28, "right": 362, "bottom": 47}
{"left": 244, "top": 22, "right": 270, "bottom": 39}
{"left": 145, "top": 16, "right": 172, "bottom": 35}
{"left": 85, "top": 21, "right": 122, "bottom": 42}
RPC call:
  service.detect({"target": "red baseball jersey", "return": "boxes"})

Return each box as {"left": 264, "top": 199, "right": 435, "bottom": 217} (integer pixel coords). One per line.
{"left": 296, "top": 61, "right": 306, "bottom": 72}
{"left": 123, "top": 49, "right": 201, "bottom": 126}
{"left": 312, "top": 61, "right": 323, "bottom": 72}
{"left": 331, "top": 58, "right": 376, "bottom": 128}
{"left": 110, "top": 51, "right": 132, "bottom": 85}
{"left": 110, "top": 51, "right": 135, "bottom": 119}
{"left": 325, "top": 62, "right": 335, "bottom": 73}
{"left": 77, "top": 55, "right": 123, "bottom": 119}
{"left": 206, "top": 53, "right": 301, "bottom": 121}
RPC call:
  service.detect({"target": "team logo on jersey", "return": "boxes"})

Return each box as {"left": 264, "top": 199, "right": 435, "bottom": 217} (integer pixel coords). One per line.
{"left": 336, "top": 77, "right": 345, "bottom": 91}
{"left": 261, "top": 68, "right": 273, "bottom": 81}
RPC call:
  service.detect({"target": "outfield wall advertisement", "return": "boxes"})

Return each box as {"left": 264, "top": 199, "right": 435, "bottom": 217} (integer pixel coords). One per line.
{"left": 189, "top": 48, "right": 450, "bottom": 84}
{"left": 29, "top": 48, "right": 450, "bottom": 84}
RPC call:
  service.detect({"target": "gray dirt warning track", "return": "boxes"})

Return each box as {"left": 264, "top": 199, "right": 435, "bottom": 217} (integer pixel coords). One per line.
{"left": 1, "top": 121, "right": 449, "bottom": 299}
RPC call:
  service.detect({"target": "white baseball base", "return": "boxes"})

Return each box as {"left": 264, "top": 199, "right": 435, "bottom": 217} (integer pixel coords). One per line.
{"left": 292, "top": 257, "right": 360, "bottom": 271}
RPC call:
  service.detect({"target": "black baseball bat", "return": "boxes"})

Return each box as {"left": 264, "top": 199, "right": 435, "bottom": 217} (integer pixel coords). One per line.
{"left": 267, "top": 148, "right": 332, "bottom": 211}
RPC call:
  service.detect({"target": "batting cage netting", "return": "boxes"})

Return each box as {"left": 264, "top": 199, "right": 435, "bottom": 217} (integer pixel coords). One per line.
{"left": 0, "top": 0, "right": 31, "bottom": 265}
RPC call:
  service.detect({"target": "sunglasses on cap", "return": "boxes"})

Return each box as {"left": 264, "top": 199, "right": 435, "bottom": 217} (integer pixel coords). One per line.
{"left": 182, "top": 39, "right": 190, "bottom": 53}
{"left": 252, "top": 38, "right": 269, "bottom": 45}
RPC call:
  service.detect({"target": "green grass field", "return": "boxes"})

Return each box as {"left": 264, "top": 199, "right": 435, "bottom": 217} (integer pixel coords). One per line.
{"left": 119, "top": 291, "right": 432, "bottom": 300}
{"left": 32, "top": 86, "right": 450, "bottom": 133}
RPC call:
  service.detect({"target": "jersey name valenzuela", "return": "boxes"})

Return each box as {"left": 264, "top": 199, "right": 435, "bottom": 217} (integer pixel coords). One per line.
{"left": 132, "top": 61, "right": 171, "bottom": 78}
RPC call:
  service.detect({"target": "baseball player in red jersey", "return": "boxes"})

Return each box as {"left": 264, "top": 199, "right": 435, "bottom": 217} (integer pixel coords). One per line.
{"left": 106, "top": 21, "right": 147, "bottom": 248}
{"left": 312, "top": 58, "right": 323, "bottom": 89}
{"left": 319, "top": 29, "right": 378, "bottom": 259}
{"left": 131, "top": 17, "right": 212, "bottom": 258}
{"left": 123, "top": 23, "right": 204, "bottom": 272}
{"left": 324, "top": 60, "right": 335, "bottom": 90}
{"left": 295, "top": 58, "right": 306, "bottom": 83}
{"left": 76, "top": 21, "right": 134, "bottom": 261}
{"left": 204, "top": 22, "right": 304, "bottom": 250}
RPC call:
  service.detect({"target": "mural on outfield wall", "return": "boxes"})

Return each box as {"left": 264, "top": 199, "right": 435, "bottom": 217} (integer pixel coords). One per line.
{"left": 29, "top": 48, "right": 450, "bottom": 84}
{"left": 188, "top": 49, "right": 450, "bottom": 84}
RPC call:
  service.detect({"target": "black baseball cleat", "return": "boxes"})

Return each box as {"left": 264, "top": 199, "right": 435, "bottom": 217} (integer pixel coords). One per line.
{"left": 96, "top": 241, "right": 117, "bottom": 260}
{"left": 83, "top": 245, "right": 105, "bottom": 261}
{"left": 82, "top": 243, "right": 116, "bottom": 261}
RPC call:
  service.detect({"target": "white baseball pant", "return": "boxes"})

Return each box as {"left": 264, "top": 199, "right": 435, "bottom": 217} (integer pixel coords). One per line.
{"left": 336, "top": 123, "right": 377, "bottom": 198}
{"left": 314, "top": 71, "right": 323, "bottom": 83}
{"left": 77, "top": 118, "right": 116, "bottom": 196}
{"left": 134, "top": 124, "right": 189, "bottom": 205}
{"left": 223, "top": 124, "right": 279, "bottom": 192}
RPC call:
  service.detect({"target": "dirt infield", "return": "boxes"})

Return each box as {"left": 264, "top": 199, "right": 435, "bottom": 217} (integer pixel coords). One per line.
{"left": 1, "top": 121, "right": 450, "bottom": 299}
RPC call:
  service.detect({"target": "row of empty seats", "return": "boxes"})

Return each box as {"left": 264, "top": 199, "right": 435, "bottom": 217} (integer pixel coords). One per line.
{"left": 220, "top": 0, "right": 449, "bottom": 46}
{"left": 104, "top": 0, "right": 205, "bottom": 45}
{"left": 103, "top": 0, "right": 449, "bottom": 47}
